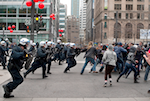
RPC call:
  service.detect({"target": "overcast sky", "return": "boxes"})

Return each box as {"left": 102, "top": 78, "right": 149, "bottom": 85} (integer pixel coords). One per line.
{"left": 60, "top": 0, "right": 71, "bottom": 15}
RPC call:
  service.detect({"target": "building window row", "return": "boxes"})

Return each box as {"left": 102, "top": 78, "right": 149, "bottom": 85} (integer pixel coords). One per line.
{"left": 113, "top": 23, "right": 147, "bottom": 39}
{"left": 114, "top": 4, "right": 145, "bottom": 10}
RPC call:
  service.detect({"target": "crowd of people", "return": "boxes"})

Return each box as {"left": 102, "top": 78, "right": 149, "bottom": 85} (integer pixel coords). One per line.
{"left": 0, "top": 37, "right": 150, "bottom": 98}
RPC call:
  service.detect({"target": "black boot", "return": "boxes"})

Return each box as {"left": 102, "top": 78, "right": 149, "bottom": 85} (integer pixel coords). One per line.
{"left": 148, "top": 89, "right": 150, "bottom": 93}
{"left": 43, "top": 75, "right": 48, "bottom": 79}
{"left": 116, "top": 76, "right": 121, "bottom": 82}
{"left": 134, "top": 78, "right": 139, "bottom": 83}
{"left": 23, "top": 73, "right": 27, "bottom": 78}
{"left": 2, "top": 85, "right": 10, "bottom": 95}
{"left": 59, "top": 61, "right": 62, "bottom": 65}
{"left": 3, "top": 94, "right": 14, "bottom": 98}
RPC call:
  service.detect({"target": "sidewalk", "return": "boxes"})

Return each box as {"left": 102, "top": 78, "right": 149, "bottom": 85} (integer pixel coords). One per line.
{"left": 0, "top": 68, "right": 11, "bottom": 85}
{"left": 0, "top": 98, "right": 150, "bottom": 101}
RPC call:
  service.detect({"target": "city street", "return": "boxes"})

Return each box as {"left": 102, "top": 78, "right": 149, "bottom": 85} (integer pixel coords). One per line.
{"left": 0, "top": 53, "right": 150, "bottom": 100}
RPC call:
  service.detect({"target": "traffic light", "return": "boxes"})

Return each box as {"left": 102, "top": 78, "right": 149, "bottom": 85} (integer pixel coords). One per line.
{"left": 35, "top": 14, "right": 39, "bottom": 33}
{"left": 36, "top": 14, "right": 39, "bottom": 22}
{"left": 26, "top": 26, "right": 29, "bottom": 33}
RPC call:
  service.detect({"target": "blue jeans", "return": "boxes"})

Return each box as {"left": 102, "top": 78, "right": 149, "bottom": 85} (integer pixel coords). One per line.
{"left": 81, "top": 57, "right": 95, "bottom": 74}
{"left": 144, "top": 65, "right": 150, "bottom": 81}
{"left": 119, "top": 62, "right": 137, "bottom": 79}
{"left": 91, "top": 58, "right": 101, "bottom": 72}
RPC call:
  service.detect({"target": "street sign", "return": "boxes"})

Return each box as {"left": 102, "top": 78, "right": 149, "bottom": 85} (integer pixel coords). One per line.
{"left": 25, "top": 19, "right": 31, "bottom": 26}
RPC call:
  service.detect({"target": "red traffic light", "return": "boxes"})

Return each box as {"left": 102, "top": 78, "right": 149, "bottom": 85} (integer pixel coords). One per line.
{"left": 61, "top": 30, "right": 63, "bottom": 33}
{"left": 26, "top": 1, "right": 32, "bottom": 7}
{"left": 12, "top": 25, "right": 16, "bottom": 29}
{"left": 59, "top": 34, "right": 62, "bottom": 37}
{"left": 10, "top": 29, "right": 13, "bottom": 33}
{"left": 8, "top": 26, "right": 11, "bottom": 30}
{"left": 38, "top": 3, "right": 44, "bottom": 9}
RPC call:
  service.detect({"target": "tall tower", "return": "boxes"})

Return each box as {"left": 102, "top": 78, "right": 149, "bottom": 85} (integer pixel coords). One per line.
{"left": 71, "top": 0, "right": 79, "bottom": 18}
{"left": 79, "top": 0, "right": 86, "bottom": 43}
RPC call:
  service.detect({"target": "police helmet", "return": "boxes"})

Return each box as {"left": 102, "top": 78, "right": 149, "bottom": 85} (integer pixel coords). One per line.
{"left": 1, "top": 41, "right": 6, "bottom": 46}
{"left": 40, "top": 41, "right": 46, "bottom": 46}
{"left": 47, "top": 41, "right": 52, "bottom": 46}
{"left": 19, "top": 38, "right": 29, "bottom": 45}
{"left": 57, "top": 40, "right": 61, "bottom": 43}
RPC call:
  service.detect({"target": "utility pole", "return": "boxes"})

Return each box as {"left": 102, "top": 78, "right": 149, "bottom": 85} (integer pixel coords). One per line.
{"left": 30, "top": 0, "right": 35, "bottom": 41}
{"left": 101, "top": 23, "right": 103, "bottom": 43}
{"left": 49, "top": 2, "right": 52, "bottom": 41}
{"left": 115, "top": 11, "right": 118, "bottom": 43}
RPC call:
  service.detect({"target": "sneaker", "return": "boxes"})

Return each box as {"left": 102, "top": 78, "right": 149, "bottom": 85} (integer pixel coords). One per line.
{"left": 103, "top": 83, "right": 107, "bottom": 87}
{"left": 110, "top": 81, "right": 112, "bottom": 86}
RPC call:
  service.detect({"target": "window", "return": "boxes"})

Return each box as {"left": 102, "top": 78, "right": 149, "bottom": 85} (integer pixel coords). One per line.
{"left": 104, "top": 32, "right": 107, "bottom": 39}
{"left": 137, "top": 13, "right": 140, "bottom": 19}
{"left": 141, "top": 13, "right": 144, "bottom": 19}
{"left": 126, "top": 13, "right": 128, "bottom": 19}
{"left": 137, "top": 5, "right": 144, "bottom": 10}
{"left": 114, "top": 4, "right": 121, "bottom": 10}
{"left": 104, "top": 22, "right": 107, "bottom": 28}
{"left": 8, "top": 8, "right": 16, "bottom": 13}
{"left": 114, "top": 13, "right": 121, "bottom": 19}
{"left": 126, "top": 0, "right": 133, "bottom": 1}
{"left": 114, "top": 23, "right": 121, "bottom": 38}
{"left": 126, "top": 5, "right": 133, "bottom": 10}
{"left": 137, "top": 0, "right": 144, "bottom": 2}
{"left": 137, "top": 23, "right": 144, "bottom": 39}
{"left": 19, "top": 23, "right": 26, "bottom": 30}
{"left": 125, "top": 23, "right": 132, "bottom": 39}
{"left": 130, "top": 13, "right": 133, "bottom": 19}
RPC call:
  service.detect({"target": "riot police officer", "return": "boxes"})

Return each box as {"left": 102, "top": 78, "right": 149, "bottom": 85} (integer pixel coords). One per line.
{"left": 46, "top": 41, "right": 53, "bottom": 74}
{"left": 64, "top": 43, "right": 76, "bottom": 73}
{"left": 2, "top": 38, "right": 29, "bottom": 98}
{"left": 0, "top": 41, "right": 7, "bottom": 69}
{"left": 24, "top": 41, "right": 48, "bottom": 79}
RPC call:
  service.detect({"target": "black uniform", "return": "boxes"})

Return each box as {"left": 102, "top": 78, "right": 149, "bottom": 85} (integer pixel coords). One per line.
{"left": 24, "top": 46, "right": 48, "bottom": 79}
{"left": 64, "top": 47, "right": 76, "bottom": 73}
{"left": 3, "top": 45, "right": 26, "bottom": 98}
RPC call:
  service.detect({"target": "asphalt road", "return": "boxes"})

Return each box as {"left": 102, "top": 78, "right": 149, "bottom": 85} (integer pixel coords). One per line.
{"left": 0, "top": 53, "right": 150, "bottom": 98}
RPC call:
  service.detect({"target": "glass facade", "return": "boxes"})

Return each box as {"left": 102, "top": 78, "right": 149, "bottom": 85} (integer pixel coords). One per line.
{"left": 0, "top": 3, "right": 51, "bottom": 43}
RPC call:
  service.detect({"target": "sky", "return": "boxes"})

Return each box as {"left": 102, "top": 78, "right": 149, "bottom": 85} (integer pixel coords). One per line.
{"left": 60, "top": 0, "right": 71, "bottom": 15}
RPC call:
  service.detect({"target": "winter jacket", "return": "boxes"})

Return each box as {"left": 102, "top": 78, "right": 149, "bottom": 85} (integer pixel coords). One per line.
{"left": 114, "top": 46, "right": 127, "bottom": 58}
{"left": 102, "top": 45, "right": 117, "bottom": 66}
{"left": 84, "top": 47, "right": 97, "bottom": 59}
{"left": 126, "top": 46, "right": 136, "bottom": 64}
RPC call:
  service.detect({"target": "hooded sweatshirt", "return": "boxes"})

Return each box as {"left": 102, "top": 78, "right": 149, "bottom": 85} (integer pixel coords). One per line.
{"left": 126, "top": 46, "right": 136, "bottom": 64}
{"left": 102, "top": 45, "right": 117, "bottom": 66}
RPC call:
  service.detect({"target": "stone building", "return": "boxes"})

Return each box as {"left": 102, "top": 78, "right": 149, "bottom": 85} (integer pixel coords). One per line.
{"left": 66, "top": 15, "right": 80, "bottom": 45}
{"left": 94, "top": 0, "right": 150, "bottom": 44}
